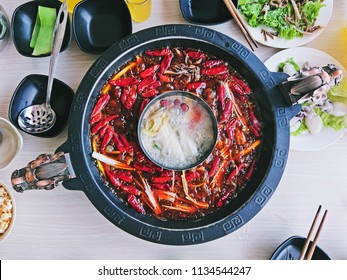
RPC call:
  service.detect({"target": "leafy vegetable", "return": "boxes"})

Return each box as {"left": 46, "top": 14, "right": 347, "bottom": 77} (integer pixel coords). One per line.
{"left": 328, "top": 78, "right": 347, "bottom": 104}
{"left": 239, "top": 0, "right": 326, "bottom": 40}
{"left": 314, "top": 108, "right": 347, "bottom": 131}
{"left": 291, "top": 120, "right": 308, "bottom": 136}
{"left": 278, "top": 57, "right": 301, "bottom": 72}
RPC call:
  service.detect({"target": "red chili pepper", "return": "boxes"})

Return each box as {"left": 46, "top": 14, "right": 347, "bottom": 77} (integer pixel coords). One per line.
{"left": 185, "top": 171, "right": 200, "bottom": 182}
{"left": 132, "top": 142, "right": 145, "bottom": 162}
{"left": 144, "top": 80, "right": 161, "bottom": 91}
{"left": 186, "top": 50, "right": 206, "bottom": 60}
{"left": 127, "top": 194, "right": 146, "bottom": 214}
{"left": 89, "top": 113, "right": 102, "bottom": 125}
{"left": 157, "top": 72, "right": 173, "bottom": 83}
{"left": 140, "top": 65, "right": 160, "bottom": 78}
{"left": 216, "top": 84, "right": 226, "bottom": 110}
{"left": 120, "top": 87, "right": 130, "bottom": 107}
{"left": 139, "top": 98, "right": 150, "bottom": 117}
{"left": 111, "top": 170, "right": 133, "bottom": 183}
{"left": 231, "top": 75, "right": 251, "bottom": 94}
{"left": 245, "top": 161, "right": 256, "bottom": 181}
{"left": 124, "top": 85, "right": 137, "bottom": 110}
{"left": 91, "top": 114, "right": 118, "bottom": 135}
{"left": 186, "top": 82, "right": 206, "bottom": 91}
{"left": 150, "top": 183, "right": 171, "bottom": 191}
{"left": 105, "top": 168, "right": 122, "bottom": 187}
{"left": 227, "top": 163, "right": 246, "bottom": 181}
{"left": 202, "top": 65, "right": 229, "bottom": 76}
{"left": 219, "top": 99, "right": 232, "bottom": 123}
{"left": 109, "top": 77, "right": 140, "bottom": 87}
{"left": 248, "top": 109, "right": 261, "bottom": 132}
{"left": 100, "top": 126, "right": 114, "bottom": 151}
{"left": 152, "top": 176, "right": 172, "bottom": 184}
{"left": 215, "top": 187, "right": 235, "bottom": 208}
{"left": 142, "top": 89, "right": 159, "bottom": 98}
{"left": 133, "top": 162, "right": 153, "bottom": 173}
{"left": 113, "top": 132, "right": 126, "bottom": 154}
{"left": 208, "top": 157, "right": 221, "bottom": 178}
{"left": 145, "top": 48, "right": 172, "bottom": 57}
{"left": 138, "top": 75, "right": 156, "bottom": 93}
{"left": 90, "top": 94, "right": 110, "bottom": 118}
{"left": 118, "top": 134, "right": 134, "bottom": 156}
{"left": 160, "top": 53, "right": 173, "bottom": 74}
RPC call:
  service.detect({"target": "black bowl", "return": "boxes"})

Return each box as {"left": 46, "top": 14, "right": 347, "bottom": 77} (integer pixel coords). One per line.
{"left": 8, "top": 74, "right": 74, "bottom": 138}
{"left": 11, "top": 0, "right": 72, "bottom": 57}
{"left": 270, "top": 236, "right": 331, "bottom": 260}
{"left": 72, "top": 0, "right": 132, "bottom": 54}
{"left": 179, "top": 0, "right": 237, "bottom": 25}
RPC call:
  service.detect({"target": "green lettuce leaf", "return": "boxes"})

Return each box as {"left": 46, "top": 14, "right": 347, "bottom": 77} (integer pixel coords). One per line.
{"left": 328, "top": 78, "right": 347, "bottom": 104}
{"left": 314, "top": 108, "right": 347, "bottom": 131}
{"left": 302, "top": 2, "right": 326, "bottom": 25}
{"left": 291, "top": 120, "right": 308, "bottom": 136}
{"left": 278, "top": 57, "right": 301, "bottom": 72}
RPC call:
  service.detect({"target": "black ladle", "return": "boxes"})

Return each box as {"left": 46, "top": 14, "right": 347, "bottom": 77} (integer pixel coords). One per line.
{"left": 17, "top": 0, "right": 68, "bottom": 134}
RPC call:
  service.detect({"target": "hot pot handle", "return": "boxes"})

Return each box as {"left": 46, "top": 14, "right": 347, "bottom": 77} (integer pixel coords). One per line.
{"left": 11, "top": 151, "right": 76, "bottom": 192}
{"left": 271, "top": 72, "right": 302, "bottom": 119}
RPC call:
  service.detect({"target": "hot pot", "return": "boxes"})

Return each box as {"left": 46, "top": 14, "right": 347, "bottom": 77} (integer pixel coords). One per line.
{"left": 11, "top": 25, "right": 300, "bottom": 245}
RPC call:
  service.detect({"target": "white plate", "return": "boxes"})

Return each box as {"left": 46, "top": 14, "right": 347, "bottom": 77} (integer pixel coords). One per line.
{"left": 240, "top": 1, "right": 333, "bottom": 49}
{"left": 265, "top": 47, "right": 347, "bottom": 151}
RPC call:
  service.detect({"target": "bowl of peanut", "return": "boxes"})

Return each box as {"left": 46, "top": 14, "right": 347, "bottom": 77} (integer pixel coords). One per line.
{"left": 0, "top": 179, "right": 15, "bottom": 243}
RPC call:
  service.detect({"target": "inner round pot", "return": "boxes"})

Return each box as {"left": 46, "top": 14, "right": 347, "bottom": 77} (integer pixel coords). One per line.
{"left": 13, "top": 25, "right": 300, "bottom": 245}
{"left": 137, "top": 90, "right": 218, "bottom": 171}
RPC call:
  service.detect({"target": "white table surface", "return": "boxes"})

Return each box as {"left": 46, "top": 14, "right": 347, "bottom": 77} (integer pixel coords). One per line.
{"left": 0, "top": 0, "right": 346, "bottom": 260}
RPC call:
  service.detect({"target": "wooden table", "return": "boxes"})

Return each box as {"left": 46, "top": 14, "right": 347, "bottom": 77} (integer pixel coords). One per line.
{"left": 1, "top": 0, "right": 346, "bottom": 260}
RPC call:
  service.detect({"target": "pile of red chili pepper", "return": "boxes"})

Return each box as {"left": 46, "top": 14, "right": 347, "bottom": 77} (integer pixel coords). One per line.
{"left": 89, "top": 47, "right": 262, "bottom": 220}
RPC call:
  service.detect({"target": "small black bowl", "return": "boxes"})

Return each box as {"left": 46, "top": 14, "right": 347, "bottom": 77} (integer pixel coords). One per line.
{"left": 73, "top": 0, "right": 132, "bottom": 54}
{"left": 179, "top": 0, "right": 237, "bottom": 25}
{"left": 270, "top": 236, "right": 331, "bottom": 260}
{"left": 8, "top": 74, "right": 74, "bottom": 138}
{"left": 11, "top": 0, "right": 72, "bottom": 57}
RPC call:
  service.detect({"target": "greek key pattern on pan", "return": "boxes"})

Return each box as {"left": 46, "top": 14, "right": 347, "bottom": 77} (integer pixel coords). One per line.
{"left": 254, "top": 185, "right": 273, "bottom": 207}
{"left": 119, "top": 35, "right": 139, "bottom": 51}
{"left": 139, "top": 227, "right": 162, "bottom": 242}
{"left": 70, "top": 132, "right": 81, "bottom": 153}
{"left": 156, "top": 26, "right": 176, "bottom": 36}
{"left": 194, "top": 27, "right": 215, "bottom": 40}
{"left": 273, "top": 147, "right": 288, "bottom": 169}
{"left": 79, "top": 171, "right": 95, "bottom": 192}
{"left": 221, "top": 215, "right": 244, "bottom": 234}
{"left": 73, "top": 90, "right": 88, "bottom": 113}
{"left": 182, "top": 231, "right": 205, "bottom": 244}
{"left": 230, "top": 42, "right": 250, "bottom": 59}
{"left": 259, "top": 70, "right": 276, "bottom": 89}
{"left": 103, "top": 206, "right": 125, "bottom": 225}
{"left": 276, "top": 107, "right": 289, "bottom": 127}
{"left": 89, "top": 59, "right": 108, "bottom": 78}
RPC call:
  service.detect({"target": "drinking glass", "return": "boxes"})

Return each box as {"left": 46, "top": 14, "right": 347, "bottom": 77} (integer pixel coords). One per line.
{"left": 125, "top": 0, "right": 151, "bottom": 23}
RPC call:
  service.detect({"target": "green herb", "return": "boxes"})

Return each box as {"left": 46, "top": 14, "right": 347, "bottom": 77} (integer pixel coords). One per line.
{"left": 153, "top": 143, "right": 161, "bottom": 151}
{"left": 30, "top": 6, "right": 57, "bottom": 56}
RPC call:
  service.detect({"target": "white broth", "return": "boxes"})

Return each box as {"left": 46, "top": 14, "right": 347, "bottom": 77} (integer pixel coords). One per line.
{"left": 139, "top": 93, "right": 216, "bottom": 169}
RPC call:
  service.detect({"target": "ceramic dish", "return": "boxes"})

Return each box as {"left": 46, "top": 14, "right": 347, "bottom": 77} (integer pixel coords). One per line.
{"left": 179, "top": 0, "right": 237, "bottom": 25}
{"left": 271, "top": 236, "right": 330, "bottom": 260}
{"left": 0, "top": 179, "right": 15, "bottom": 244}
{"left": 0, "top": 4, "right": 10, "bottom": 53}
{"left": 0, "top": 117, "right": 23, "bottom": 171}
{"left": 9, "top": 74, "right": 74, "bottom": 138}
{"left": 265, "top": 47, "right": 347, "bottom": 151}
{"left": 73, "top": 0, "right": 132, "bottom": 54}
{"left": 11, "top": 0, "right": 71, "bottom": 57}
{"left": 239, "top": 1, "right": 333, "bottom": 49}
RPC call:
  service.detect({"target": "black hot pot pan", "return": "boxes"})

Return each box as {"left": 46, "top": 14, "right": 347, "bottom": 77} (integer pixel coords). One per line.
{"left": 11, "top": 25, "right": 300, "bottom": 245}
